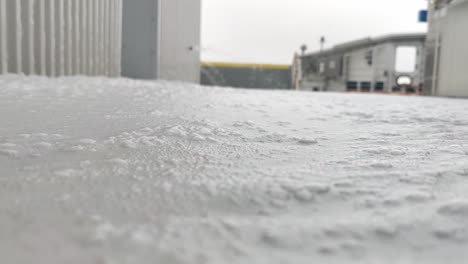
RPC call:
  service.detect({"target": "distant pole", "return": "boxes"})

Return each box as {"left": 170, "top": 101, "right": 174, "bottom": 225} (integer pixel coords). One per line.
{"left": 320, "top": 36, "right": 326, "bottom": 52}
{"left": 300, "top": 44, "right": 307, "bottom": 56}
{"left": 320, "top": 36, "right": 327, "bottom": 91}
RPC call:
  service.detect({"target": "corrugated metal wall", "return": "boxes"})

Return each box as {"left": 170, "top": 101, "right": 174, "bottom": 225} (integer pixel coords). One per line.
{"left": 0, "top": 0, "right": 122, "bottom": 77}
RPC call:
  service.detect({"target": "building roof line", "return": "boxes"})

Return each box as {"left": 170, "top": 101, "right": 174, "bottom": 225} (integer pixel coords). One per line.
{"left": 303, "top": 33, "right": 426, "bottom": 58}
{"left": 201, "top": 61, "right": 291, "bottom": 70}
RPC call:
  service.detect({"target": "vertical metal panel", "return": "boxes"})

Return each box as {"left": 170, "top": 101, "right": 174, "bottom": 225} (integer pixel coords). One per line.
{"left": 98, "top": 0, "right": 103, "bottom": 75}
{"left": 74, "top": 0, "right": 80, "bottom": 74}
{"left": 15, "top": 0, "right": 23, "bottom": 73}
{"left": 159, "top": 0, "right": 201, "bottom": 83}
{"left": 49, "top": 0, "right": 56, "bottom": 76}
{"left": 95, "top": 0, "right": 100, "bottom": 75}
{"left": 58, "top": 0, "right": 64, "bottom": 75}
{"left": 100, "top": 0, "right": 105, "bottom": 75}
{"left": 28, "top": 0, "right": 34, "bottom": 75}
{"left": 66, "top": 0, "right": 72, "bottom": 75}
{"left": 81, "top": 0, "right": 87, "bottom": 74}
{"left": 121, "top": 0, "right": 160, "bottom": 79}
{"left": 91, "top": 0, "right": 97, "bottom": 75}
{"left": 116, "top": 0, "right": 122, "bottom": 76}
{"left": 436, "top": 2, "right": 468, "bottom": 97}
{"left": 0, "top": 0, "right": 122, "bottom": 77}
{"left": 108, "top": 0, "right": 115, "bottom": 76}
{"left": 0, "top": 0, "right": 7, "bottom": 74}
{"left": 39, "top": 0, "right": 46, "bottom": 75}
{"left": 103, "top": 0, "right": 109, "bottom": 76}
{"left": 87, "top": 0, "right": 93, "bottom": 75}
{"left": 72, "top": 0, "right": 81, "bottom": 74}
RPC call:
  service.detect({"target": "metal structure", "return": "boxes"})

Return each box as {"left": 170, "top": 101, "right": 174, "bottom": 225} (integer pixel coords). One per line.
{"left": 0, "top": 0, "right": 122, "bottom": 77}
{"left": 424, "top": 0, "right": 468, "bottom": 97}
{"left": 293, "top": 34, "right": 426, "bottom": 93}
{"left": 121, "top": 0, "right": 201, "bottom": 83}
{"left": 201, "top": 62, "right": 292, "bottom": 89}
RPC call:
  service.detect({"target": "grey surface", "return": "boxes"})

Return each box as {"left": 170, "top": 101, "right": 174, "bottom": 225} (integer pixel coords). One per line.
{"left": 201, "top": 66, "right": 292, "bottom": 89}
{"left": 122, "top": 0, "right": 159, "bottom": 79}
{"left": 122, "top": 0, "right": 201, "bottom": 83}
{"left": 2, "top": 75, "right": 468, "bottom": 263}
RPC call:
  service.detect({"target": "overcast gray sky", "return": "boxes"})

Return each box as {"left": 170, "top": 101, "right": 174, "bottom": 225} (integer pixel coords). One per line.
{"left": 201, "top": 0, "right": 428, "bottom": 64}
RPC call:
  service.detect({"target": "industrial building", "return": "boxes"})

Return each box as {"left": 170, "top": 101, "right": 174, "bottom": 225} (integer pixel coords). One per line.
{"left": 0, "top": 0, "right": 202, "bottom": 83}
{"left": 201, "top": 62, "right": 292, "bottom": 89}
{"left": 293, "top": 34, "right": 426, "bottom": 93}
{"left": 424, "top": 0, "right": 468, "bottom": 97}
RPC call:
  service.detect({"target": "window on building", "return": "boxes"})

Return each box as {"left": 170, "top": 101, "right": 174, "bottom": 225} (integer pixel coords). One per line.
{"left": 329, "top": 61, "right": 336, "bottom": 69}
{"left": 346, "top": 81, "right": 358, "bottom": 91}
{"left": 396, "top": 75, "right": 413, "bottom": 86}
{"left": 307, "top": 62, "right": 318, "bottom": 73}
{"left": 365, "top": 50, "right": 373, "bottom": 66}
{"left": 435, "top": 0, "right": 453, "bottom": 10}
{"left": 360, "top": 82, "right": 371, "bottom": 92}
{"left": 406, "top": 87, "right": 416, "bottom": 93}
{"left": 395, "top": 46, "right": 417, "bottom": 73}
{"left": 339, "top": 57, "right": 346, "bottom": 76}
{"left": 392, "top": 86, "right": 402, "bottom": 92}
{"left": 319, "top": 62, "right": 325, "bottom": 73}
{"left": 374, "top": 82, "right": 385, "bottom": 91}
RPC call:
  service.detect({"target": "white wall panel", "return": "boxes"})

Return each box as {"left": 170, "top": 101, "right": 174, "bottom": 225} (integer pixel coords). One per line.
{"left": 159, "top": 0, "right": 201, "bottom": 83}
{"left": 121, "top": 0, "right": 201, "bottom": 83}
{"left": 437, "top": 2, "right": 468, "bottom": 97}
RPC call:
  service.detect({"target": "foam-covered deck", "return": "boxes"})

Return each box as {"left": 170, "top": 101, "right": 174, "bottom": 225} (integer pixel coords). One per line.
{"left": 1, "top": 76, "right": 468, "bottom": 263}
